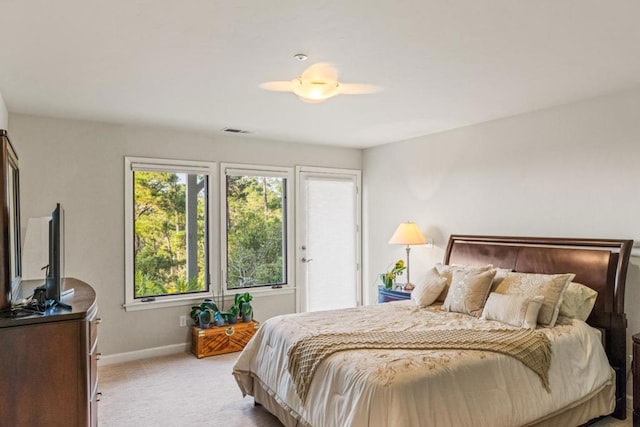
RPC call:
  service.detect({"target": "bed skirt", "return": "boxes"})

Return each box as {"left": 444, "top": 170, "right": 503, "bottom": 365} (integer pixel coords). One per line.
{"left": 250, "top": 371, "right": 616, "bottom": 427}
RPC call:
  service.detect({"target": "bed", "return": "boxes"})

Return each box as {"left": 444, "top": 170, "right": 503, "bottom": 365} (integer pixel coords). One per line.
{"left": 233, "top": 235, "right": 633, "bottom": 426}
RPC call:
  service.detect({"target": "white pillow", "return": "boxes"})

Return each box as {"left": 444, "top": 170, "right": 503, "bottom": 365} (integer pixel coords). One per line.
{"left": 493, "top": 272, "right": 574, "bottom": 327}
{"left": 481, "top": 292, "right": 544, "bottom": 329}
{"left": 559, "top": 282, "right": 598, "bottom": 321}
{"left": 411, "top": 275, "right": 447, "bottom": 307}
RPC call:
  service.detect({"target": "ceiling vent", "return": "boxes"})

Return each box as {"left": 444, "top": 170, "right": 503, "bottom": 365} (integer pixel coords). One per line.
{"left": 222, "top": 127, "right": 252, "bottom": 134}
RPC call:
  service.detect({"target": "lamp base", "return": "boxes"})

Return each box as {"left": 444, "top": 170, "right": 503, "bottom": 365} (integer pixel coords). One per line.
{"left": 397, "top": 283, "right": 415, "bottom": 292}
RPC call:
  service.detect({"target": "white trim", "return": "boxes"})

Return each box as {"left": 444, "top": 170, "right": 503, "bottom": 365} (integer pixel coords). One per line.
{"left": 129, "top": 163, "right": 211, "bottom": 174}
{"left": 220, "top": 163, "right": 294, "bottom": 294}
{"left": 222, "top": 162, "right": 292, "bottom": 176}
{"left": 98, "top": 343, "right": 190, "bottom": 366}
{"left": 122, "top": 294, "right": 208, "bottom": 311}
{"left": 124, "top": 156, "right": 218, "bottom": 311}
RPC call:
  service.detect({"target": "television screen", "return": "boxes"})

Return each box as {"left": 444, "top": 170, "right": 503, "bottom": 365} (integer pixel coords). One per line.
{"left": 44, "top": 203, "right": 70, "bottom": 310}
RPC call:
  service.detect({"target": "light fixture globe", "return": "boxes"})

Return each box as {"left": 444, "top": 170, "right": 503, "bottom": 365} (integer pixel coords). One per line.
{"left": 292, "top": 78, "right": 340, "bottom": 103}
{"left": 260, "top": 62, "right": 379, "bottom": 103}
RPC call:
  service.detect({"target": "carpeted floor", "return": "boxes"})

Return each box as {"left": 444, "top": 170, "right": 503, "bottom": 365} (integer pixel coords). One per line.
{"left": 98, "top": 351, "right": 631, "bottom": 427}
{"left": 98, "top": 351, "right": 280, "bottom": 427}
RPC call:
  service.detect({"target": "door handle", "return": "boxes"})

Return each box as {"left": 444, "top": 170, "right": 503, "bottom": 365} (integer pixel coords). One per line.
{"left": 302, "top": 257, "right": 314, "bottom": 263}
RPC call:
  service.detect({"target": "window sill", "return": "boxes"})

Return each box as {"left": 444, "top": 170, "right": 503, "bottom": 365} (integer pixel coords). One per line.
{"left": 123, "top": 295, "right": 209, "bottom": 312}
{"left": 123, "top": 287, "right": 295, "bottom": 311}
{"left": 223, "top": 286, "right": 295, "bottom": 299}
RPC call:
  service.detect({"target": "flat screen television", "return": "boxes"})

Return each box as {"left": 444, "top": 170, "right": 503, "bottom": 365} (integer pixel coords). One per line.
{"left": 44, "top": 203, "right": 71, "bottom": 310}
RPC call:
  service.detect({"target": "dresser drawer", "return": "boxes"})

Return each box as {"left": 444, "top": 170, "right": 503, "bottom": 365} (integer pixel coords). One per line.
{"left": 90, "top": 392, "right": 100, "bottom": 427}
{"left": 89, "top": 316, "right": 101, "bottom": 352}
{"left": 89, "top": 349, "right": 100, "bottom": 398}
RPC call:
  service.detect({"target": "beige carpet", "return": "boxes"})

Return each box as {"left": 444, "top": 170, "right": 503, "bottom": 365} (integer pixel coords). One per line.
{"left": 98, "top": 351, "right": 631, "bottom": 427}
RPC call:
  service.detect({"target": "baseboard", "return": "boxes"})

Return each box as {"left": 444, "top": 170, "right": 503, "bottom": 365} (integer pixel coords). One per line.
{"left": 98, "top": 342, "right": 190, "bottom": 366}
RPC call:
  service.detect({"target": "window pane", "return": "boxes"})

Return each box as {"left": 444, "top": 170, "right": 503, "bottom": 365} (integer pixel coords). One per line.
{"left": 226, "top": 175, "right": 286, "bottom": 289}
{"left": 133, "top": 171, "right": 208, "bottom": 298}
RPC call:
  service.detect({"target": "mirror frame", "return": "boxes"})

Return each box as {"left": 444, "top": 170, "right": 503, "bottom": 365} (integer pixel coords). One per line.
{"left": 0, "top": 129, "right": 20, "bottom": 310}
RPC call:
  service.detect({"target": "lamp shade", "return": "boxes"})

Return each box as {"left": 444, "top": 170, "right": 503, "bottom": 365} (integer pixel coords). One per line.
{"left": 388, "top": 222, "right": 427, "bottom": 246}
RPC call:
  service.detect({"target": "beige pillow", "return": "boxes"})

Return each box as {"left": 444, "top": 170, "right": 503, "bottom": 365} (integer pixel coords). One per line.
{"left": 481, "top": 292, "right": 544, "bottom": 329}
{"left": 559, "top": 282, "right": 598, "bottom": 321}
{"left": 493, "top": 272, "right": 574, "bottom": 327}
{"left": 435, "top": 263, "right": 494, "bottom": 302}
{"left": 411, "top": 275, "right": 448, "bottom": 307}
{"left": 492, "top": 268, "right": 512, "bottom": 288}
{"left": 442, "top": 268, "right": 497, "bottom": 316}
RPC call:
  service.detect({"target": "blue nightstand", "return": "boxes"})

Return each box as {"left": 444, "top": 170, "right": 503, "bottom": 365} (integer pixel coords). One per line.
{"left": 378, "top": 286, "right": 411, "bottom": 303}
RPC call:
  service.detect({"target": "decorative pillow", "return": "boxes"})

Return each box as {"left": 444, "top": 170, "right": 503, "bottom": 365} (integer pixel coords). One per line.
{"left": 442, "top": 268, "right": 497, "bottom": 316}
{"left": 481, "top": 292, "right": 544, "bottom": 329}
{"left": 435, "top": 263, "right": 494, "bottom": 302}
{"left": 559, "top": 282, "right": 598, "bottom": 321}
{"left": 493, "top": 272, "right": 575, "bottom": 327}
{"left": 411, "top": 275, "right": 448, "bottom": 307}
{"left": 492, "top": 268, "right": 512, "bottom": 288}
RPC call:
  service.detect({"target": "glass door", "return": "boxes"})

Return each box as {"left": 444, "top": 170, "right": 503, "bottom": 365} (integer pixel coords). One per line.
{"left": 297, "top": 167, "right": 361, "bottom": 312}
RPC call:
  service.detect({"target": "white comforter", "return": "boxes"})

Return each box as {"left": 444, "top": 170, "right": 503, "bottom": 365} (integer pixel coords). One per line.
{"left": 233, "top": 301, "right": 614, "bottom": 427}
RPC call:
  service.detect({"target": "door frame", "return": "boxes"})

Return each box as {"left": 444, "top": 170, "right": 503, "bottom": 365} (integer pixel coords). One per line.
{"left": 295, "top": 166, "right": 362, "bottom": 313}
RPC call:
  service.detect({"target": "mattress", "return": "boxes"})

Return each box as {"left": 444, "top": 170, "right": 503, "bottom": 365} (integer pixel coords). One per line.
{"left": 233, "top": 301, "right": 614, "bottom": 427}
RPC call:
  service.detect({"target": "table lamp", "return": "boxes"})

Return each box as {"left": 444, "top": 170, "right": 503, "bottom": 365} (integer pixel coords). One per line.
{"left": 388, "top": 222, "right": 427, "bottom": 290}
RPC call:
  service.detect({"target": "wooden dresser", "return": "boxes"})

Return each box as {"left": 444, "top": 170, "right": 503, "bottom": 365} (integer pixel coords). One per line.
{"left": 0, "top": 278, "right": 99, "bottom": 427}
{"left": 633, "top": 333, "right": 640, "bottom": 426}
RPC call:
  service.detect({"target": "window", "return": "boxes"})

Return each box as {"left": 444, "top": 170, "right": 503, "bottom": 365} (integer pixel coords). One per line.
{"left": 125, "top": 157, "right": 215, "bottom": 309}
{"left": 222, "top": 164, "right": 293, "bottom": 291}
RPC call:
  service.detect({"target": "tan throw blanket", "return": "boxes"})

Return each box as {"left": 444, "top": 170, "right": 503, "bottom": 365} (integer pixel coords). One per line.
{"left": 287, "top": 328, "right": 551, "bottom": 403}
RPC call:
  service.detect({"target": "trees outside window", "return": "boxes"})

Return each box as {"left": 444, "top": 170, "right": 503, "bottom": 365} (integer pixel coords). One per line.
{"left": 125, "top": 159, "right": 297, "bottom": 310}
{"left": 125, "top": 158, "right": 214, "bottom": 309}
{"left": 134, "top": 171, "right": 208, "bottom": 297}
{"left": 223, "top": 166, "right": 292, "bottom": 290}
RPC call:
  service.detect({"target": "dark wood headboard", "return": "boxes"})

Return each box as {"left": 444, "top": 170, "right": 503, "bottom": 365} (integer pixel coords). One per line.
{"left": 444, "top": 235, "right": 633, "bottom": 419}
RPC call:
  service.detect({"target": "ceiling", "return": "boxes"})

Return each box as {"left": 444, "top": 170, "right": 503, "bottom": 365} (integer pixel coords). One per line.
{"left": 1, "top": 1, "right": 639, "bottom": 148}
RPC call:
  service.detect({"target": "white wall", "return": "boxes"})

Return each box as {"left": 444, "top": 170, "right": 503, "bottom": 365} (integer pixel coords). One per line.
{"left": 363, "top": 87, "right": 640, "bottom": 399}
{"left": 9, "top": 114, "right": 362, "bottom": 356}
{"left": 0, "top": 90, "right": 8, "bottom": 129}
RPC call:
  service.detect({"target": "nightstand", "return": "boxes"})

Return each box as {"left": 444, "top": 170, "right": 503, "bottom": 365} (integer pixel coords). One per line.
{"left": 378, "top": 286, "right": 411, "bottom": 303}
{"left": 634, "top": 333, "right": 640, "bottom": 425}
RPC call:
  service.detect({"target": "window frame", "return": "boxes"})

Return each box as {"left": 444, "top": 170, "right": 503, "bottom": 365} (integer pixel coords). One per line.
{"left": 220, "top": 163, "right": 294, "bottom": 295}
{"left": 124, "top": 156, "right": 218, "bottom": 311}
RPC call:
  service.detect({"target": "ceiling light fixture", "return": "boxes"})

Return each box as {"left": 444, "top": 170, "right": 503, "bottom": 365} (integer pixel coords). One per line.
{"left": 260, "top": 63, "right": 379, "bottom": 103}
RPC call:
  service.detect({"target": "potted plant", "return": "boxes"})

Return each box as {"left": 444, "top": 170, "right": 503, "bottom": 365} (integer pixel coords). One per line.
{"left": 380, "top": 260, "right": 406, "bottom": 290}
{"left": 236, "top": 292, "right": 254, "bottom": 322}
{"left": 190, "top": 299, "right": 219, "bottom": 329}
{"left": 213, "top": 310, "right": 225, "bottom": 326}
{"left": 240, "top": 302, "right": 253, "bottom": 322}
{"left": 225, "top": 305, "right": 239, "bottom": 324}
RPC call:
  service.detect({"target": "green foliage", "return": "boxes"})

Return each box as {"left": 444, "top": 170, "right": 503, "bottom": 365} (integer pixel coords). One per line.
{"left": 221, "top": 304, "right": 240, "bottom": 324}
{"left": 135, "top": 270, "right": 168, "bottom": 296}
{"left": 226, "top": 175, "right": 285, "bottom": 288}
{"left": 134, "top": 171, "right": 207, "bottom": 298}
{"left": 234, "top": 292, "right": 254, "bottom": 320}
{"left": 190, "top": 300, "right": 219, "bottom": 326}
